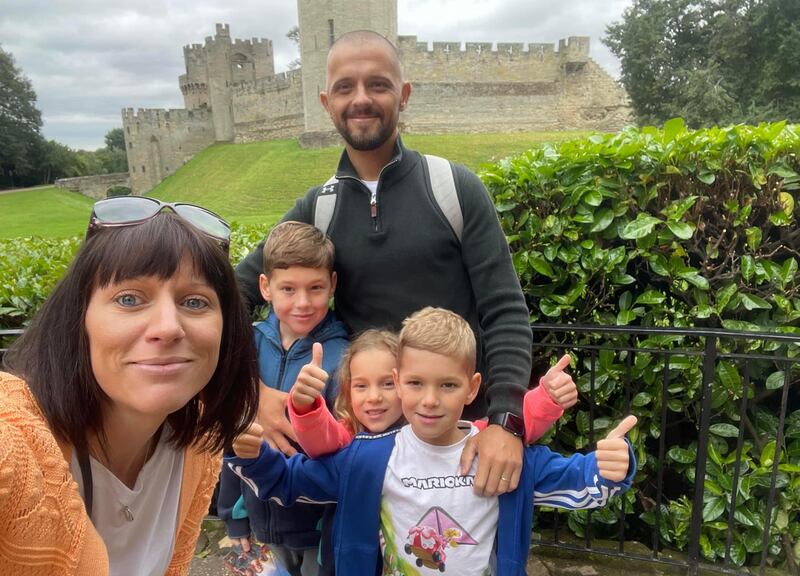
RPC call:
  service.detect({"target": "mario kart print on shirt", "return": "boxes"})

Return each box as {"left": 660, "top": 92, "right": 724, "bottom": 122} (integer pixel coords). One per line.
{"left": 380, "top": 424, "right": 497, "bottom": 575}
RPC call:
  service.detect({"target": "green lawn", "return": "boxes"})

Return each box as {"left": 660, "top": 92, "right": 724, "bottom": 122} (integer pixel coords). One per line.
{"left": 1, "top": 131, "right": 586, "bottom": 237}
{"left": 0, "top": 188, "right": 95, "bottom": 238}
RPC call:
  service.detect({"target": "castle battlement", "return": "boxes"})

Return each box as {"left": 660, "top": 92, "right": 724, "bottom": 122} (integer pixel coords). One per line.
{"left": 232, "top": 38, "right": 272, "bottom": 51}
{"left": 398, "top": 35, "right": 589, "bottom": 62}
{"left": 234, "top": 68, "right": 303, "bottom": 96}
{"left": 122, "top": 107, "right": 213, "bottom": 123}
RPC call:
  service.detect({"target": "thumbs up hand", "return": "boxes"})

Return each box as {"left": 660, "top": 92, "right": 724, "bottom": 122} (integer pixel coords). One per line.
{"left": 596, "top": 415, "right": 637, "bottom": 482}
{"left": 290, "top": 343, "right": 329, "bottom": 414}
{"left": 540, "top": 354, "right": 578, "bottom": 410}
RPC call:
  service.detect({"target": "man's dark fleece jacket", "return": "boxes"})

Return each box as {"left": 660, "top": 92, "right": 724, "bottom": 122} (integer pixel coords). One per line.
{"left": 235, "top": 137, "right": 532, "bottom": 419}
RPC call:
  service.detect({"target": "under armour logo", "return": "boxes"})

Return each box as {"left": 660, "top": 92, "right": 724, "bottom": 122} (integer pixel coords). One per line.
{"left": 321, "top": 184, "right": 336, "bottom": 195}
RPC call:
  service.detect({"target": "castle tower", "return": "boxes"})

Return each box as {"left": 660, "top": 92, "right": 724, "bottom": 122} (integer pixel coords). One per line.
{"left": 179, "top": 24, "right": 275, "bottom": 142}
{"left": 297, "top": 0, "right": 398, "bottom": 134}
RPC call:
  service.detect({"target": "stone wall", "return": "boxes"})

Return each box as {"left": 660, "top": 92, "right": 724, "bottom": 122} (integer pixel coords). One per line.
{"left": 232, "top": 69, "right": 306, "bottom": 142}
{"left": 402, "top": 59, "right": 631, "bottom": 135}
{"left": 122, "top": 108, "right": 215, "bottom": 195}
{"left": 54, "top": 173, "right": 130, "bottom": 200}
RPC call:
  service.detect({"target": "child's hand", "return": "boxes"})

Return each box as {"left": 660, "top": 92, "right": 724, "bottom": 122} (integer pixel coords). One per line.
{"left": 596, "top": 415, "right": 637, "bottom": 482}
{"left": 233, "top": 422, "right": 265, "bottom": 459}
{"left": 540, "top": 354, "right": 578, "bottom": 409}
{"left": 291, "top": 343, "right": 328, "bottom": 414}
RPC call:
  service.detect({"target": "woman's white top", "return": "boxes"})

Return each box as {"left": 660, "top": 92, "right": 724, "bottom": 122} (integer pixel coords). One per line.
{"left": 69, "top": 435, "right": 186, "bottom": 576}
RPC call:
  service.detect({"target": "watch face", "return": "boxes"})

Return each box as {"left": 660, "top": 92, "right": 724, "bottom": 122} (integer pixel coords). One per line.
{"left": 504, "top": 413, "right": 525, "bottom": 437}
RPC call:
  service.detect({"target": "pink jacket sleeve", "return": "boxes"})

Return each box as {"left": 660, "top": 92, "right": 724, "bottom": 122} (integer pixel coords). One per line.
{"left": 287, "top": 393, "right": 355, "bottom": 458}
{"left": 472, "top": 385, "right": 563, "bottom": 444}
{"left": 522, "top": 384, "right": 564, "bottom": 443}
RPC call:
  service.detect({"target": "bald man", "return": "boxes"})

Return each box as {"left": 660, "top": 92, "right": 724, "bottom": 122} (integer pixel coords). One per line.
{"left": 236, "top": 30, "right": 532, "bottom": 498}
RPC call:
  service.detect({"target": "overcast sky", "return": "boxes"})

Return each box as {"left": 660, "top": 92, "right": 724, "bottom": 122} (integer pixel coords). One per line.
{"left": 1, "top": 0, "right": 632, "bottom": 150}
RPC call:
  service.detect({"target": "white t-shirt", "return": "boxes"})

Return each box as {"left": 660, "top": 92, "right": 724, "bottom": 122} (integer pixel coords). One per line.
{"left": 70, "top": 434, "right": 185, "bottom": 576}
{"left": 380, "top": 423, "right": 498, "bottom": 576}
{"left": 362, "top": 179, "right": 379, "bottom": 194}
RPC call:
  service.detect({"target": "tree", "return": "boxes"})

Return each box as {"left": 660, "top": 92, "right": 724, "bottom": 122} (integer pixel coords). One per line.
{"left": 104, "top": 127, "right": 125, "bottom": 151}
{"left": 286, "top": 25, "right": 301, "bottom": 70}
{"left": 604, "top": 0, "right": 800, "bottom": 127}
{"left": 97, "top": 127, "right": 128, "bottom": 173}
{"left": 0, "top": 45, "right": 42, "bottom": 187}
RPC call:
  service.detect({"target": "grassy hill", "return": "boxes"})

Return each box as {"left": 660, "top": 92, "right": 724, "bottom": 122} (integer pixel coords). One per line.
{"left": 1, "top": 131, "right": 586, "bottom": 238}
{"left": 0, "top": 187, "right": 95, "bottom": 238}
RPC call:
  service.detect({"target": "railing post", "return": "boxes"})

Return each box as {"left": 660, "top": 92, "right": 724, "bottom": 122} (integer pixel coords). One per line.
{"left": 687, "top": 335, "right": 717, "bottom": 574}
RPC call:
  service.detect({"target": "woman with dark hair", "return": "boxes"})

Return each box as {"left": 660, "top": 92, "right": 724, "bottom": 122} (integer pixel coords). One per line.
{"left": 0, "top": 197, "right": 260, "bottom": 575}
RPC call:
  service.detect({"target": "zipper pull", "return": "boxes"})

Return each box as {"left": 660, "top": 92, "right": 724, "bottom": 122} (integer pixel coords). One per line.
{"left": 370, "top": 189, "right": 377, "bottom": 219}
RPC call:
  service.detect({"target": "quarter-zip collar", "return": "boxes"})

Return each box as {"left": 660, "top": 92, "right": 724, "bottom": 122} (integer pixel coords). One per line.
{"left": 334, "top": 136, "right": 411, "bottom": 184}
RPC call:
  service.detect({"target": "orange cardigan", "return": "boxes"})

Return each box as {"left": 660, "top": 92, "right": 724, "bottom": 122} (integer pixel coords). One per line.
{"left": 0, "top": 372, "right": 220, "bottom": 575}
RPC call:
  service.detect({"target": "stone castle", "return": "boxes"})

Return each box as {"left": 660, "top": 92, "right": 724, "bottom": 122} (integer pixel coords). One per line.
{"left": 122, "top": 0, "right": 632, "bottom": 194}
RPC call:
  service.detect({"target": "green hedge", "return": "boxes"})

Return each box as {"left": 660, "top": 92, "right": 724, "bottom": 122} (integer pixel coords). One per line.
{"left": 0, "top": 223, "right": 270, "bottom": 333}
{"left": 481, "top": 119, "right": 799, "bottom": 569}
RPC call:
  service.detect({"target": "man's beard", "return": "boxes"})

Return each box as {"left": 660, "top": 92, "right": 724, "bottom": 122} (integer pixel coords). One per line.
{"left": 334, "top": 108, "right": 395, "bottom": 151}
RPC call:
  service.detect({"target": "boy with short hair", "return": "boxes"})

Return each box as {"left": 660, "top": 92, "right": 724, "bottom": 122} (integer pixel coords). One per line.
{"left": 218, "top": 221, "right": 349, "bottom": 576}
{"left": 228, "top": 307, "right": 637, "bottom": 576}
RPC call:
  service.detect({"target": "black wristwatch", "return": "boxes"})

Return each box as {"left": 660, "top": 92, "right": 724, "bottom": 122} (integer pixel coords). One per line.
{"left": 488, "top": 412, "right": 525, "bottom": 438}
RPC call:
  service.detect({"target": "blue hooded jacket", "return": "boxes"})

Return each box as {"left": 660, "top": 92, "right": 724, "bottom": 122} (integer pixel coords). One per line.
{"left": 227, "top": 426, "right": 636, "bottom": 575}
{"left": 218, "top": 310, "right": 348, "bottom": 549}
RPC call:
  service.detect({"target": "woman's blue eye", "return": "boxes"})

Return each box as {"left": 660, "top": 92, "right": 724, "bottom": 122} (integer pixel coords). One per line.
{"left": 184, "top": 297, "right": 208, "bottom": 310}
{"left": 116, "top": 294, "right": 138, "bottom": 307}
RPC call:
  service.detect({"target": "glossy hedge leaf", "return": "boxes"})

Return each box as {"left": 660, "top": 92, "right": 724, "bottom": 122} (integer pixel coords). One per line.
{"left": 619, "top": 214, "right": 662, "bottom": 240}
{"left": 632, "top": 392, "right": 652, "bottom": 407}
{"left": 741, "top": 255, "right": 755, "bottom": 282}
{"left": 739, "top": 293, "right": 771, "bottom": 311}
{"left": 667, "top": 221, "right": 695, "bottom": 240}
{"left": 635, "top": 290, "right": 666, "bottom": 305}
{"left": 715, "top": 283, "right": 738, "bottom": 312}
{"left": 530, "top": 257, "right": 556, "bottom": 278}
{"left": 702, "top": 497, "right": 726, "bottom": 522}
{"left": 709, "top": 423, "right": 739, "bottom": 438}
{"left": 766, "top": 370, "right": 785, "bottom": 390}
{"left": 589, "top": 208, "right": 614, "bottom": 232}
{"left": 668, "top": 446, "right": 696, "bottom": 464}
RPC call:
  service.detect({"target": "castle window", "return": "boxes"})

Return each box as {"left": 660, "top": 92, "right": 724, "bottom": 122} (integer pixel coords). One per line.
{"left": 128, "top": 142, "right": 133, "bottom": 149}
{"left": 132, "top": 166, "right": 136, "bottom": 173}
{"left": 126, "top": 126, "right": 130, "bottom": 134}
{"left": 328, "top": 19, "right": 335, "bottom": 47}
{"left": 142, "top": 166, "right": 146, "bottom": 173}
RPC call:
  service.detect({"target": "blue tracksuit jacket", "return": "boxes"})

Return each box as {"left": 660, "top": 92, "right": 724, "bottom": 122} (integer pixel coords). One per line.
{"left": 218, "top": 309, "right": 348, "bottom": 549}
{"left": 226, "top": 426, "right": 636, "bottom": 575}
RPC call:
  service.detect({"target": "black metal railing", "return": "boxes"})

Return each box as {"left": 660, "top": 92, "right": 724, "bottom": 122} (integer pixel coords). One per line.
{"left": 0, "top": 328, "right": 23, "bottom": 363}
{"left": 529, "top": 324, "right": 799, "bottom": 576}
{"left": 1, "top": 323, "right": 797, "bottom": 574}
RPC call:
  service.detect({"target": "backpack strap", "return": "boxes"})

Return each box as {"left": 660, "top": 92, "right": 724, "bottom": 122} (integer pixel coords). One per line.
{"left": 312, "top": 155, "right": 463, "bottom": 243}
{"left": 424, "top": 154, "right": 463, "bottom": 243}
{"left": 313, "top": 175, "right": 339, "bottom": 236}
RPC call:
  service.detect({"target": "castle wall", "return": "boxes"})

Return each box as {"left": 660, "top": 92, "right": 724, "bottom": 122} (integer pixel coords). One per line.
{"left": 122, "top": 108, "right": 214, "bottom": 194}
{"left": 402, "top": 59, "right": 631, "bottom": 134}
{"left": 54, "top": 173, "right": 130, "bottom": 200}
{"left": 232, "top": 69, "right": 306, "bottom": 142}
{"left": 399, "top": 36, "right": 587, "bottom": 83}
{"left": 395, "top": 36, "right": 630, "bottom": 135}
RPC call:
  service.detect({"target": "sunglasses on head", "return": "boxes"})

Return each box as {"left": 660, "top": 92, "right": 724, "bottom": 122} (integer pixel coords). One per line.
{"left": 87, "top": 196, "right": 231, "bottom": 252}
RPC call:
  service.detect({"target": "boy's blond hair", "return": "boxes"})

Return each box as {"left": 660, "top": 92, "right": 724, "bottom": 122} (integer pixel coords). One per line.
{"left": 262, "top": 221, "right": 335, "bottom": 275}
{"left": 398, "top": 307, "right": 476, "bottom": 374}
{"left": 335, "top": 329, "right": 400, "bottom": 434}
